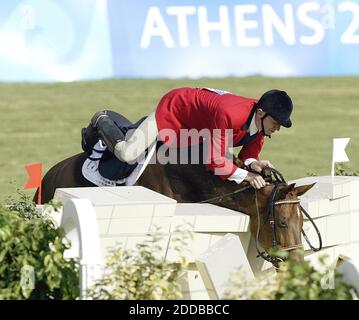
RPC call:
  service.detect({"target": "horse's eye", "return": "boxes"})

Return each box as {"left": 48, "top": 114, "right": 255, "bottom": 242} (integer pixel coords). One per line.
{"left": 278, "top": 219, "right": 288, "bottom": 228}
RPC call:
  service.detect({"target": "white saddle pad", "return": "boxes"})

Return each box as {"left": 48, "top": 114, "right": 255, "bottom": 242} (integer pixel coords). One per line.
{"left": 82, "top": 140, "right": 156, "bottom": 187}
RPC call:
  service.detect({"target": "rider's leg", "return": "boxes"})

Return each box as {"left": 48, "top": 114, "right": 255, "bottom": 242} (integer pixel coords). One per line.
{"left": 91, "top": 111, "right": 125, "bottom": 153}
{"left": 114, "top": 112, "right": 158, "bottom": 162}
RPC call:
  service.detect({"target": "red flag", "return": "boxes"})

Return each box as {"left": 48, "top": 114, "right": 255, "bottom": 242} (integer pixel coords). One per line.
{"left": 24, "top": 163, "right": 42, "bottom": 204}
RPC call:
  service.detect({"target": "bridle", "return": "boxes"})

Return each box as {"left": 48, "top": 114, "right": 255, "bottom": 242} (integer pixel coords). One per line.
{"left": 200, "top": 167, "right": 322, "bottom": 268}
{"left": 254, "top": 183, "right": 301, "bottom": 268}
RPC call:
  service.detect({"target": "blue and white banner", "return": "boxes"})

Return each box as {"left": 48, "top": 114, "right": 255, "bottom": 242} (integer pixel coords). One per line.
{"left": 0, "top": 0, "right": 112, "bottom": 82}
{"left": 1, "top": 0, "right": 359, "bottom": 81}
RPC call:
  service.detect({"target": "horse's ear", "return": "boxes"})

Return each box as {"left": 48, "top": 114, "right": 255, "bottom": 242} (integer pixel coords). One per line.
{"left": 278, "top": 183, "right": 296, "bottom": 199}
{"left": 287, "top": 183, "right": 296, "bottom": 193}
{"left": 294, "top": 183, "right": 316, "bottom": 196}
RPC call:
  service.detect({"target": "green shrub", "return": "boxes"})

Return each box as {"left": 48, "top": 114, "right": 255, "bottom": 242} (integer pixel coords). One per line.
{"left": 335, "top": 164, "right": 359, "bottom": 176}
{"left": 223, "top": 253, "right": 356, "bottom": 300}
{"left": 87, "top": 226, "right": 192, "bottom": 300}
{"left": 0, "top": 193, "right": 79, "bottom": 299}
{"left": 307, "top": 164, "right": 358, "bottom": 177}
{"left": 274, "top": 255, "right": 355, "bottom": 300}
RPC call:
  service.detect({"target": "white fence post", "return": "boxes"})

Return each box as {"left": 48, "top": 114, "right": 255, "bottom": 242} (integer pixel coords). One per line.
{"left": 60, "top": 198, "right": 103, "bottom": 299}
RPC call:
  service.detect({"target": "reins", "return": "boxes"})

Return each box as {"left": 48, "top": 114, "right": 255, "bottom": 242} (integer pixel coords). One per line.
{"left": 198, "top": 183, "right": 254, "bottom": 204}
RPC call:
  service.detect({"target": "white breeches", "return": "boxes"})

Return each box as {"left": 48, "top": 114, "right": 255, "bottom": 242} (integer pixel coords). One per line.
{"left": 114, "top": 112, "right": 158, "bottom": 162}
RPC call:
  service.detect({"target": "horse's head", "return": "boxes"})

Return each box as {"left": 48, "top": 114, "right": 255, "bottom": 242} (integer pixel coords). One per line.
{"left": 250, "top": 182, "right": 315, "bottom": 263}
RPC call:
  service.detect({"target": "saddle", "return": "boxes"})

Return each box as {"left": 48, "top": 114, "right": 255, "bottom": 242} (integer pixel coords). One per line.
{"left": 81, "top": 110, "right": 148, "bottom": 181}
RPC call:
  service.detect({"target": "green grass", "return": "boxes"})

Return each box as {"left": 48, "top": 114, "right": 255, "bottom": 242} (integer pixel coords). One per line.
{"left": 1, "top": 77, "right": 358, "bottom": 202}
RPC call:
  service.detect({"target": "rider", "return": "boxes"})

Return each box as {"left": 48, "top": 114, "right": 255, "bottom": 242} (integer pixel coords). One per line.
{"left": 88, "top": 88, "right": 293, "bottom": 189}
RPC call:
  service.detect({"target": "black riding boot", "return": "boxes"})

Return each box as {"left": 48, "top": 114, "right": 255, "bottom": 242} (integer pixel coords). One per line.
{"left": 92, "top": 112, "right": 125, "bottom": 153}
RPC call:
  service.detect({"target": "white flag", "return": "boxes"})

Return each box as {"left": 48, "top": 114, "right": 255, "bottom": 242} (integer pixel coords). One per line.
{"left": 333, "top": 138, "right": 350, "bottom": 162}
{"left": 331, "top": 138, "right": 350, "bottom": 176}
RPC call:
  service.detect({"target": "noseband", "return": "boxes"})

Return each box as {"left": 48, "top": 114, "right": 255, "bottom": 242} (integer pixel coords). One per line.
{"left": 200, "top": 167, "right": 322, "bottom": 269}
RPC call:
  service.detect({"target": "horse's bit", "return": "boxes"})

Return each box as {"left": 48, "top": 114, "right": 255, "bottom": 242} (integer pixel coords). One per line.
{"left": 200, "top": 167, "right": 322, "bottom": 268}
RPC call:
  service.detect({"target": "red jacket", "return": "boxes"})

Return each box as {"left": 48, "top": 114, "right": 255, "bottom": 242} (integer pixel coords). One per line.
{"left": 155, "top": 88, "right": 265, "bottom": 180}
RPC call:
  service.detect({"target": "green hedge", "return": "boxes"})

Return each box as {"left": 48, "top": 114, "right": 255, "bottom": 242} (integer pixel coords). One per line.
{"left": 0, "top": 194, "right": 79, "bottom": 300}
{"left": 223, "top": 251, "right": 357, "bottom": 300}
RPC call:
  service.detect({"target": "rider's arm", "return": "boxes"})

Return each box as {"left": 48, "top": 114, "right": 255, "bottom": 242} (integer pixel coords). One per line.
{"left": 206, "top": 109, "right": 238, "bottom": 180}
{"left": 244, "top": 158, "right": 257, "bottom": 167}
{"left": 238, "top": 133, "right": 265, "bottom": 163}
{"left": 206, "top": 128, "right": 238, "bottom": 180}
{"left": 227, "top": 167, "right": 267, "bottom": 188}
{"left": 227, "top": 167, "right": 248, "bottom": 184}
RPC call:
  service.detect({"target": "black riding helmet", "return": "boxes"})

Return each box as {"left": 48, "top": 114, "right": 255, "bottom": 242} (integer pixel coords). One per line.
{"left": 257, "top": 89, "right": 293, "bottom": 128}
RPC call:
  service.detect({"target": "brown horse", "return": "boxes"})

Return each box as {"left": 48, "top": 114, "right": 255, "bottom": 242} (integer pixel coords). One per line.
{"left": 34, "top": 142, "right": 316, "bottom": 264}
